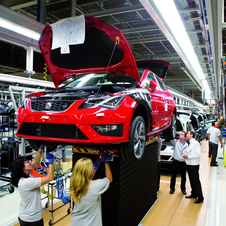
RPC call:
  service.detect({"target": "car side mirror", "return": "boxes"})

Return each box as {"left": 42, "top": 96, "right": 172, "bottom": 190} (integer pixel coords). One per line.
{"left": 150, "top": 80, "right": 158, "bottom": 90}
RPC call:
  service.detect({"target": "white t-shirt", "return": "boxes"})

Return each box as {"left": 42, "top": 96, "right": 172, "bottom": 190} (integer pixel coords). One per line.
{"left": 206, "top": 126, "right": 213, "bottom": 136}
{"left": 208, "top": 127, "right": 221, "bottom": 144}
{"left": 71, "top": 177, "right": 110, "bottom": 226}
{"left": 18, "top": 177, "right": 42, "bottom": 222}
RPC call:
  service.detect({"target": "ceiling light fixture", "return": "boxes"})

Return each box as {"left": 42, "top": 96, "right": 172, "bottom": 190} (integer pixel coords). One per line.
{"left": 168, "top": 88, "right": 203, "bottom": 107}
{"left": 140, "top": 0, "right": 212, "bottom": 101}
{"left": 0, "top": 17, "right": 40, "bottom": 40}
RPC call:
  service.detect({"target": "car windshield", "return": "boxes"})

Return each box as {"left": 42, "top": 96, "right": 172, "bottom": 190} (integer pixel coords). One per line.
{"left": 63, "top": 73, "right": 137, "bottom": 88}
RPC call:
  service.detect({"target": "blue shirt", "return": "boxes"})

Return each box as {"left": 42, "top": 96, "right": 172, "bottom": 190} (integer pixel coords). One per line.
{"left": 179, "top": 140, "right": 186, "bottom": 150}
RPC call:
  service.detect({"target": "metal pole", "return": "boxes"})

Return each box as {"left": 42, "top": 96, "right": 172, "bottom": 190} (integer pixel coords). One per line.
{"left": 37, "top": 0, "right": 46, "bottom": 24}
{"left": 8, "top": 86, "right": 18, "bottom": 112}
{"left": 26, "top": 47, "right": 34, "bottom": 76}
{"left": 70, "top": 0, "right": 76, "bottom": 17}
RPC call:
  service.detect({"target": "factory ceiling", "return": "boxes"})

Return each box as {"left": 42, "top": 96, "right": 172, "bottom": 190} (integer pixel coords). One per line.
{"left": 0, "top": 0, "right": 225, "bottom": 104}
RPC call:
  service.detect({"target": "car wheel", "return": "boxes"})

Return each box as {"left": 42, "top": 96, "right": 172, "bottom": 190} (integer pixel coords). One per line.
{"left": 164, "top": 114, "right": 176, "bottom": 141}
{"left": 119, "top": 116, "right": 146, "bottom": 163}
{"left": 28, "top": 140, "right": 58, "bottom": 152}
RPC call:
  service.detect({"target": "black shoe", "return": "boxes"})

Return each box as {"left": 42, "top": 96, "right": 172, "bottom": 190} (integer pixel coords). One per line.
{"left": 170, "top": 189, "right": 175, "bottom": 194}
{"left": 181, "top": 190, "right": 187, "bottom": 195}
{"left": 210, "top": 164, "right": 218, "bottom": 167}
{"left": 194, "top": 199, "right": 203, "bottom": 204}
{"left": 185, "top": 195, "right": 196, "bottom": 199}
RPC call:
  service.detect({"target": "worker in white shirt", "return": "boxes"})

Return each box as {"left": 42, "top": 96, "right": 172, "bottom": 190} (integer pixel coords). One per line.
{"left": 206, "top": 121, "right": 216, "bottom": 157}
{"left": 207, "top": 122, "right": 222, "bottom": 166}
{"left": 182, "top": 131, "right": 204, "bottom": 204}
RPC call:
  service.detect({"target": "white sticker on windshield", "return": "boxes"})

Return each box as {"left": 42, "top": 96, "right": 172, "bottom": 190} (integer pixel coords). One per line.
{"left": 51, "top": 15, "right": 85, "bottom": 54}
{"left": 61, "top": 45, "right": 70, "bottom": 54}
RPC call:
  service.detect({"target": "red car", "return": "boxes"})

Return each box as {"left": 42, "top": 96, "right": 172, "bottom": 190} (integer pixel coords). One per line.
{"left": 17, "top": 16, "right": 176, "bottom": 162}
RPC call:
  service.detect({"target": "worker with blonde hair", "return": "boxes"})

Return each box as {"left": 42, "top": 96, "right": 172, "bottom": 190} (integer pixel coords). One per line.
{"left": 70, "top": 155, "right": 113, "bottom": 226}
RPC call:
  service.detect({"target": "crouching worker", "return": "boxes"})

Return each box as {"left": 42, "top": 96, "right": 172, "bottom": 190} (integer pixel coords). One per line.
{"left": 70, "top": 154, "right": 113, "bottom": 226}
{"left": 11, "top": 145, "right": 54, "bottom": 226}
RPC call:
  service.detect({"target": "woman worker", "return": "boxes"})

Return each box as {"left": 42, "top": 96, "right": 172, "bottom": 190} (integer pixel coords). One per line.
{"left": 11, "top": 145, "right": 54, "bottom": 226}
{"left": 69, "top": 155, "right": 113, "bottom": 226}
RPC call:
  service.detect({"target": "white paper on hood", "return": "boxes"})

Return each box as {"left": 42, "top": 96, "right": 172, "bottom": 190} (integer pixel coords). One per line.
{"left": 51, "top": 15, "right": 85, "bottom": 54}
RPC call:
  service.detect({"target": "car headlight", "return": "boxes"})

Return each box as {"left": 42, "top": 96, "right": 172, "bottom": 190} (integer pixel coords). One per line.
{"left": 92, "top": 124, "right": 123, "bottom": 136}
{"left": 79, "top": 96, "right": 125, "bottom": 109}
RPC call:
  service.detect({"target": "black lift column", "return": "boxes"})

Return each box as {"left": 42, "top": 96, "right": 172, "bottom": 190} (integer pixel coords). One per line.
{"left": 72, "top": 141, "right": 159, "bottom": 226}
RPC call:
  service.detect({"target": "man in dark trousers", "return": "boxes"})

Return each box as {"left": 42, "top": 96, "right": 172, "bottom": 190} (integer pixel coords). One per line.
{"left": 206, "top": 121, "right": 216, "bottom": 157}
{"left": 183, "top": 131, "right": 204, "bottom": 204}
{"left": 207, "top": 122, "right": 222, "bottom": 166}
{"left": 169, "top": 131, "right": 188, "bottom": 195}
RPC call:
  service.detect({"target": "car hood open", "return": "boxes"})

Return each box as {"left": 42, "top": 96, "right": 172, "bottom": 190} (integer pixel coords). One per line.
{"left": 136, "top": 60, "right": 170, "bottom": 80}
{"left": 39, "top": 16, "right": 140, "bottom": 88}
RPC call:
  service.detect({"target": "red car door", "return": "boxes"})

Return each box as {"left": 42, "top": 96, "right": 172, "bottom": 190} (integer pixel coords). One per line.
{"left": 154, "top": 75, "right": 174, "bottom": 124}
{"left": 141, "top": 71, "right": 166, "bottom": 132}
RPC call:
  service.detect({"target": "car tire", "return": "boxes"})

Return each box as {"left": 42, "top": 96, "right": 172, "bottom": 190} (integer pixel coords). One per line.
{"left": 28, "top": 140, "right": 58, "bottom": 152}
{"left": 119, "top": 116, "right": 146, "bottom": 163}
{"left": 163, "top": 114, "right": 176, "bottom": 141}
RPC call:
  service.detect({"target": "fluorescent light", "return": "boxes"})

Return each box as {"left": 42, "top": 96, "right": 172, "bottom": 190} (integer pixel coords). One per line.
{"left": 152, "top": 0, "right": 205, "bottom": 79}
{"left": 141, "top": 0, "right": 211, "bottom": 99}
{"left": 168, "top": 88, "right": 202, "bottom": 107}
{"left": 0, "top": 17, "right": 40, "bottom": 40}
{"left": 201, "top": 80, "right": 211, "bottom": 94}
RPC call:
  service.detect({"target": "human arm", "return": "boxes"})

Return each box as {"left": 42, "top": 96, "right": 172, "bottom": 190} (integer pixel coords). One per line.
{"left": 41, "top": 163, "right": 54, "bottom": 185}
{"left": 90, "top": 158, "right": 100, "bottom": 179}
{"left": 31, "top": 144, "right": 44, "bottom": 168}
{"left": 105, "top": 163, "right": 113, "bottom": 183}
{"left": 217, "top": 129, "right": 223, "bottom": 147}
{"left": 183, "top": 155, "right": 188, "bottom": 159}
{"left": 218, "top": 136, "right": 223, "bottom": 147}
{"left": 206, "top": 127, "right": 211, "bottom": 140}
{"left": 41, "top": 153, "right": 54, "bottom": 185}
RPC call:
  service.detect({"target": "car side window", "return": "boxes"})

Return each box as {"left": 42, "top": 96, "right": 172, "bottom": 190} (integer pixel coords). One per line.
{"left": 145, "top": 72, "right": 159, "bottom": 89}
{"left": 138, "top": 69, "right": 145, "bottom": 80}
{"left": 155, "top": 76, "right": 167, "bottom": 91}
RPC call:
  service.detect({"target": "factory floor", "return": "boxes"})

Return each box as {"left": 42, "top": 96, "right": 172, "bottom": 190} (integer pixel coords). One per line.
{"left": 141, "top": 140, "right": 226, "bottom": 226}
{"left": 0, "top": 140, "right": 225, "bottom": 226}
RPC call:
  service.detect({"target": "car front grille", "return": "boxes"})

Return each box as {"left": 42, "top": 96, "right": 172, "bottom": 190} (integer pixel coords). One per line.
{"left": 31, "top": 100, "right": 75, "bottom": 112}
{"left": 18, "top": 122, "right": 88, "bottom": 140}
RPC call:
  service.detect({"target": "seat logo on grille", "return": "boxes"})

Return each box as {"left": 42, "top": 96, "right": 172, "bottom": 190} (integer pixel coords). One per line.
{"left": 45, "top": 102, "right": 52, "bottom": 110}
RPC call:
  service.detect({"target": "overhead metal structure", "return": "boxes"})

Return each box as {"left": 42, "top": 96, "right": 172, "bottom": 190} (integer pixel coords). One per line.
{"left": 0, "top": 0, "right": 224, "bottom": 104}
{"left": 205, "top": 0, "right": 223, "bottom": 100}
